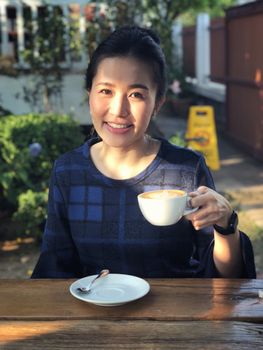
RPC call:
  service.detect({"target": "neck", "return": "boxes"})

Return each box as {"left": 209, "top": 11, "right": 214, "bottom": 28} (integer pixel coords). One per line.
{"left": 90, "top": 136, "right": 160, "bottom": 180}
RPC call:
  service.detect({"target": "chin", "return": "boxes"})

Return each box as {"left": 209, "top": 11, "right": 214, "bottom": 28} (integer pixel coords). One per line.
{"left": 102, "top": 138, "right": 131, "bottom": 148}
{"left": 102, "top": 134, "right": 142, "bottom": 149}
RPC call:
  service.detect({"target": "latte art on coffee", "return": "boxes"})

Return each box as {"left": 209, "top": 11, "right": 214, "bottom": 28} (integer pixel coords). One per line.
{"left": 137, "top": 188, "right": 196, "bottom": 226}
{"left": 140, "top": 189, "right": 185, "bottom": 199}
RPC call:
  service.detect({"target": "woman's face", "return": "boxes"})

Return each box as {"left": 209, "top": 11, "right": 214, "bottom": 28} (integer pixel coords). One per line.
{"left": 88, "top": 56, "right": 158, "bottom": 150}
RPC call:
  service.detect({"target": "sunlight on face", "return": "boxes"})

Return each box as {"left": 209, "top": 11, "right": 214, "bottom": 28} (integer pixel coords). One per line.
{"left": 88, "top": 56, "right": 158, "bottom": 149}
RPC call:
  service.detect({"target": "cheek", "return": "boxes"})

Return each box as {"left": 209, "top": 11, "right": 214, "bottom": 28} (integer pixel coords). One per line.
{"left": 89, "top": 90, "right": 107, "bottom": 117}
{"left": 130, "top": 103, "right": 154, "bottom": 122}
{"left": 89, "top": 95, "right": 107, "bottom": 117}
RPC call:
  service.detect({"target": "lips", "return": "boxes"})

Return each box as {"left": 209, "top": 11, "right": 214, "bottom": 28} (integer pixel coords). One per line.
{"left": 107, "top": 122, "right": 132, "bottom": 129}
{"left": 104, "top": 122, "right": 133, "bottom": 134}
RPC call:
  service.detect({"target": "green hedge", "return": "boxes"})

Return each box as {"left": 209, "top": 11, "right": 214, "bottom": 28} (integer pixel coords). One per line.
{"left": 169, "top": 133, "right": 187, "bottom": 147}
{"left": 0, "top": 113, "right": 84, "bottom": 237}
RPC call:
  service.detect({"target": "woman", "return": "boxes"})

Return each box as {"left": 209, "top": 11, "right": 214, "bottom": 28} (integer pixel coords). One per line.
{"left": 32, "top": 26, "right": 256, "bottom": 278}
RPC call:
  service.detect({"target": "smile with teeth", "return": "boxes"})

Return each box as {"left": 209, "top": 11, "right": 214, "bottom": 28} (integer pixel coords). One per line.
{"left": 107, "top": 122, "right": 132, "bottom": 129}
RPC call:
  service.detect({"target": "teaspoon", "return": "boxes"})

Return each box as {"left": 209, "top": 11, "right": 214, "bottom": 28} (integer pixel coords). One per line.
{"left": 77, "top": 269, "right": 110, "bottom": 294}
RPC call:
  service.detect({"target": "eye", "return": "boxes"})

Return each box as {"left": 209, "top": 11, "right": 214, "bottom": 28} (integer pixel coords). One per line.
{"left": 130, "top": 91, "right": 144, "bottom": 99}
{"left": 99, "top": 89, "right": 112, "bottom": 95}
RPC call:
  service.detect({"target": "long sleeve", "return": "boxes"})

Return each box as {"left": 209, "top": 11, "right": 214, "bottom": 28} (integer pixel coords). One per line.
{"left": 31, "top": 140, "right": 256, "bottom": 279}
{"left": 193, "top": 156, "right": 256, "bottom": 278}
{"left": 195, "top": 231, "right": 256, "bottom": 278}
{"left": 31, "top": 162, "right": 83, "bottom": 278}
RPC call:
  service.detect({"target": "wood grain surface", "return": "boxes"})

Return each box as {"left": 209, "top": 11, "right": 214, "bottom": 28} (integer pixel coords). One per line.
{"left": 0, "top": 320, "right": 262, "bottom": 349}
{"left": 0, "top": 279, "right": 262, "bottom": 321}
{"left": 0, "top": 279, "right": 262, "bottom": 349}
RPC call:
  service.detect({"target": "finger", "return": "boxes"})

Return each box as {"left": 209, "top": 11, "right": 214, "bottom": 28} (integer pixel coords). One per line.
{"left": 190, "top": 207, "right": 209, "bottom": 220}
{"left": 185, "top": 205, "right": 211, "bottom": 221}
{"left": 192, "top": 202, "right": 219, "bottom": 219}
{"left": 185, "top": 210, "right": 197, "bottom": 220}
{"left": 191, "top": 213, "right": 218, "bottom": 230}
{"left": 190, "top": 205, "right": 220, "bottom": 228}
{"left": 197, "top": 186, "right": 209, "bottom": 194}
{"left": 190, "top": 192, "right": 211, "bottom": 208}
{"left": 188, "top": 187, "right": 207, "bottom": 198}
{"left": 188, "top": 191, "right": 199, "bottom": 198}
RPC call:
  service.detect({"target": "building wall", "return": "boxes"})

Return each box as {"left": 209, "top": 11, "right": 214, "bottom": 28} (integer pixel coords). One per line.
{"left": 0, "top": 72, "right": 92, "bottom": 125}
{"left": 0, "top": 1, "right": 100, "bottom": 124}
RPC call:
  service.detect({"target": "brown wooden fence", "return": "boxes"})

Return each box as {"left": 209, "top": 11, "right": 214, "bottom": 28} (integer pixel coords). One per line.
{"left": 226, "top": 1, "right": 263, "bottom": 161}
{"left": 181, "top": 2, "right": 263, "bottom": 161}
{"left": 182, "top": 25, "right": 196, "bottom": 78}
{"left": 182, "top": 18, "right": 226, "bottom": 84}
{"left": 210, "top": 17, "right": 225, "bottom": 84}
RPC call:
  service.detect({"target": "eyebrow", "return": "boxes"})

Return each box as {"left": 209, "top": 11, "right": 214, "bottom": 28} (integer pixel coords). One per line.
{"left": 95, "top": 82, "right": 149, "bottom": 90}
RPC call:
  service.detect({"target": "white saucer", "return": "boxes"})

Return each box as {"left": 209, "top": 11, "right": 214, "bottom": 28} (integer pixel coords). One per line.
{"left": 69, "top": 273, "right": 150, "bottom": 306}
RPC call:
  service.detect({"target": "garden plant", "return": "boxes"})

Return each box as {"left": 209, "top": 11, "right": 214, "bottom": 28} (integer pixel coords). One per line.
{"left": 0, "top": 113, "right": 84, "bottom": 238}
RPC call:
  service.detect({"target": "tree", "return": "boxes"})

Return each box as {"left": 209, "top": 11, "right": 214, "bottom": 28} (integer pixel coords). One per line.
{"left": 18, "top": 0, "right": 235, "bottom": 112}
{"left": 105, "top": 0, "right": 233, "bottom": 81}
{"left": 20, "top": 4, "right": 66, "bottom": 113}
{"left": 180, "top": 0, "right": 236, "bottom": 25}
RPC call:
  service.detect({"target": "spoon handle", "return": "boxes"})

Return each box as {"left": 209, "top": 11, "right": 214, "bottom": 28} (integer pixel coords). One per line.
{"left": 88, "top": 269, "right": 109, "bottom": 290}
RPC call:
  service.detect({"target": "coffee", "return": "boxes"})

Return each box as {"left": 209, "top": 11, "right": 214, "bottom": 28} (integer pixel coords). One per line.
{"left": 137, "top": 189, "right": 192, "bottom": 226}
{"left": 139, "top": 189, "right": 185, "bottom": 199}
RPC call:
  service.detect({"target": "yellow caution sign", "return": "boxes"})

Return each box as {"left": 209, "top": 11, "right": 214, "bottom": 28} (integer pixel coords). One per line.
{"left": 185, "top": 106, "right": 220, "bottom": 170}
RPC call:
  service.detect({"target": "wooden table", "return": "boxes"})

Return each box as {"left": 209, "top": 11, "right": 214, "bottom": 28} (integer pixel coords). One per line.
{"left": 0, "top": 279, "right": 262, "bottom": 349}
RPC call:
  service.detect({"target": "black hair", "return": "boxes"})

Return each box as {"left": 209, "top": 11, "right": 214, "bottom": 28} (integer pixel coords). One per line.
{"left": 85, "top": 25, "right": 167, "bottom": 103}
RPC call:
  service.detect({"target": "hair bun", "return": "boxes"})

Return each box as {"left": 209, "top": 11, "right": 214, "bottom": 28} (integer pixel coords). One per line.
{"left": 120, "top": 25, "right": 161, "bottom": 45}
{"left": 141, "top": 27, "right": 161, "bottom": 45}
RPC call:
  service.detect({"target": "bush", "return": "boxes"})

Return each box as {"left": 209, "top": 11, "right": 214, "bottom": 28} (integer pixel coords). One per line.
{"left": 0, "top": 55, "right": 17, "bottom": 77}
{"left": 0, "top": 113, "right": 84, "bottom": 238}
{"left": 169, "top": 132, "right": 187, "bottom": 147}
{"left": 13, "top": 189, "right": 49, "bottom": 237}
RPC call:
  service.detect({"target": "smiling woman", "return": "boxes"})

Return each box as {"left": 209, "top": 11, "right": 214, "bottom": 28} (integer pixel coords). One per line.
{"left": 31, "top": 26, "right": 256, "bottom": 280}
{"left": 88, "top": 56, "right": 161, "bottom": 179}
{"left": 89, "top": 57, "right": 157, "bottom": 139}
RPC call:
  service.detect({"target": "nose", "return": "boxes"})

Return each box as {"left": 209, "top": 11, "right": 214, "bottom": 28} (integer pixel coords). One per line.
{"left": 109, "top": 94, "right": 130, "bottom": 118}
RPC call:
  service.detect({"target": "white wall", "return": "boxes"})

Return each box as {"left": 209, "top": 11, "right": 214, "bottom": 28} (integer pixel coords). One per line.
{"left": 0, "top": 72, "right": 92, "bottom": 125}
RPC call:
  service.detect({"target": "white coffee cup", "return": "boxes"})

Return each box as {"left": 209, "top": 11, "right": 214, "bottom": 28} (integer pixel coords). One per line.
{"left": 137, "top": 189, "right": 197, "bottom": 226}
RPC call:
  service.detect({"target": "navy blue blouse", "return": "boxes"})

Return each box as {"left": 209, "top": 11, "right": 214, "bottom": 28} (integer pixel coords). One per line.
{"left": 32, "top": 138, "right": 256, "bottom": 278}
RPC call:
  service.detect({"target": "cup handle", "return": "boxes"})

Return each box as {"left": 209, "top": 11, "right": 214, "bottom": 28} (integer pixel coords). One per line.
{"left": 183, "top": 196, "right": 198, "bottom": 216}
{"left": 184, "top": 207, "right": 198, "bottom": 216}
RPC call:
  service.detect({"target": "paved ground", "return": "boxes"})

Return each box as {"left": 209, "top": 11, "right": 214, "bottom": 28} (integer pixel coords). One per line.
{"left": 154, "top": 114, "right": 263, "bottom": 228}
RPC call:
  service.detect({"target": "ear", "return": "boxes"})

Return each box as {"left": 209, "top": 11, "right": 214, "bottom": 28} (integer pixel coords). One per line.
{"left": 87, "top": 90, "right": 90, "bottom": 104}
{"left": 153, "top": 96, "right": 166, "bottom": 116}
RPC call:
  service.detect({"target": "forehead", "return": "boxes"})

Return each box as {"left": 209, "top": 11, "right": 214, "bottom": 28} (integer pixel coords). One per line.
{"left": 93, "top": 56, "right": 156, "bottom": 87}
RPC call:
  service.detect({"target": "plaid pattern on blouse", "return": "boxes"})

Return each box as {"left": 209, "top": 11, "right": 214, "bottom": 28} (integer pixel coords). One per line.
{"left": 32, "top": 138, "right": 256, "bottom": 278}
